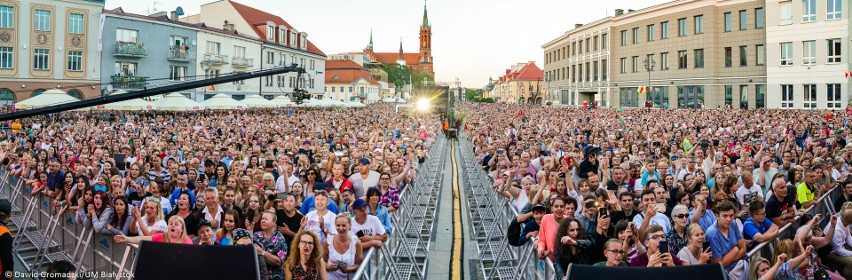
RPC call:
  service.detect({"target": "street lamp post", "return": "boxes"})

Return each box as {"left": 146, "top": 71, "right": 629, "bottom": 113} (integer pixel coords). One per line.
{"left": 643, "top": 58, "right": 656, "bottom": 108}
{"left": 545, "top": 73, "right": 551, "bottom": 105}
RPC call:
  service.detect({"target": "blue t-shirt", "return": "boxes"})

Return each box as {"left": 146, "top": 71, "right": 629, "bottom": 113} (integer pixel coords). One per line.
{"left": 688, "top": 209, "right": 717, "bottom": 231}
{"left": 706, "top": 221, "right": 745, "bottom": 272}
{"left": 742, "top": 217, "right": 774, "bottom": 240}
{"left": 299, "top": 196, "right": 339, "bottom": 215}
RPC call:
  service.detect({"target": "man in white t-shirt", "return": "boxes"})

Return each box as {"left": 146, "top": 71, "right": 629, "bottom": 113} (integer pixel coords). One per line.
{"left": 734, "top": 172, "right": 764, "bottom": 206}
{"left": 349, "top": 198, "right": 387, "bottom": 249}
{"left": 348, "top": 158, "right": 381, "bottom": 198}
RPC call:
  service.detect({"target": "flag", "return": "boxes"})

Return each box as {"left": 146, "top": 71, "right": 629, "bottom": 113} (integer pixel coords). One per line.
{"left": 637, "top": 86, "right": 646, "bottom": 94}
{"left": 208, "top": 85, "right": 217, "bottom": 91}
{"left": 846, "top": 72, "right": 851, "bottom": 78}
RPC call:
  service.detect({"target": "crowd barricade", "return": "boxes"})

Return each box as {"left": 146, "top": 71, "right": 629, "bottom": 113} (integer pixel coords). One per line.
{"left": 0, "top": 132, "right": 448, "bottom": 280}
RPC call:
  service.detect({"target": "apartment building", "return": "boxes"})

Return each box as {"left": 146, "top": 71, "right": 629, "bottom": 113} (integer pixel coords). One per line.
{"left": 0, "top": 0, "right": 104, "bottom": 102}
{"left": 766, "top": 0, "right": 849, "bottom": 109}
{"left": 543, "top": 0, "right": 769, "bottom": 109}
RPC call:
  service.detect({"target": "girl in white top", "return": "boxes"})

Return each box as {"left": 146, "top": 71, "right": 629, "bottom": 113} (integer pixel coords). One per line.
{"left": 130, "top": 198, "right": 167, "bottom": 236}
{"left": 302, "top": 190, "right": 337, "bottom": 244}
{"left": 324, "top": 213, "right": 363, "bottom": 280}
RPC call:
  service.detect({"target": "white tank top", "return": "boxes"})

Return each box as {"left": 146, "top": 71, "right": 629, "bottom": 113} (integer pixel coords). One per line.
{"left": 327, "top": 234, "right": 357, "bottom": 280}
{"left": 512, "top": 189, "right": 530, "bottom": 212}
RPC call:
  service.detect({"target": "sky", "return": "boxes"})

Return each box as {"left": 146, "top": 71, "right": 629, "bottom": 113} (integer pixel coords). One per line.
{"left": 105, "top": 0, "right": 671, "bottom": 87}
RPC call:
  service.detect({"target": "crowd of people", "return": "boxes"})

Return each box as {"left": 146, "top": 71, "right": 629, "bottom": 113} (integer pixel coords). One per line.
{"left": 0, "top": 104, "right": 439, "bottom": 280}
{"left": 461, "top": 103, "right": 852, "bottom": 280}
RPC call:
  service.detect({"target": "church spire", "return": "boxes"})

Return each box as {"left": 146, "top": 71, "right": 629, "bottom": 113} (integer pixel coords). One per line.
{"left": 368, "top": 28, "right": 373, "bottom": 50}
{"left": 398, "top": 37, "right": 404, "bottom": 60}
{"left": 421, "top": 1, "right": 429, "bottom": 27}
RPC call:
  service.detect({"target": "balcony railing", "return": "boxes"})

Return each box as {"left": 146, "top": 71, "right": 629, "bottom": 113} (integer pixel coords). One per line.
{"left": 201, "top": 54, "right": 229, "bottom": 65}
{"left": 167, "top": 49, "right": 191, "bottom": 62}
{"left": 232, "top": 57, "right": 253, "bottom": 68}
{"left": 113, "top": 41, "right": 146, "bottom": 57}
{"left": 110, "top": 75, "right": 148, "bottom": 89}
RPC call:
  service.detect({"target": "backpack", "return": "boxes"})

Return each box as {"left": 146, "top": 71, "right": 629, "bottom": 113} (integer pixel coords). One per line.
{"left": 507, "top": 218, "right": 524, "bottom": 247}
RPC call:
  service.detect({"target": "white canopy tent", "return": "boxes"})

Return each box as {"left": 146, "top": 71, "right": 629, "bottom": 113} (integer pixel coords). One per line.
{"left": 16, "top": 89, "right": 80, "bottom": 110}
{"left": 344, "top": 101, "right": 366, "bottom": 108}
{"left": 94, "top": 91, "right": 153, "bottom": 111}
{"left": 272, "top": 96, "right": 297, "bottom": 107}
{"left": 241, "top": 95, "right": 276, "bottom": 108}
{"left": 382, "top": 97, "right": 398, "bottom": 103}
{"left": 153, "top": 93, "right": 204, "bottom": 111}
{"left": 202, "top": 93, "right": 245, "bottom": 110}
{"left": 325, "top": 99, "right": 346, "bottom": 107}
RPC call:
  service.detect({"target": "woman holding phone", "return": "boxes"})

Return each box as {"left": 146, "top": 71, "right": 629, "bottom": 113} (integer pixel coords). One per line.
{"left": 676, "top": 224, "right": 712, "bottom": 265}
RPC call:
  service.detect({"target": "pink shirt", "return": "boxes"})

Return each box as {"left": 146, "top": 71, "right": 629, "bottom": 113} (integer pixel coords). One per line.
{"left": 536, "top": 214, "right": 558, "bottom": 259}
{"left": 151, "top": 233, "right": 193, "bottom": 244}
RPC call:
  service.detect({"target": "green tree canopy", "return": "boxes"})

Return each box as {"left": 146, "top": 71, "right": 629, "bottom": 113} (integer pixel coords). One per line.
{"left": 412, "top": 72, "right": 435, "bottom": 86}
{"left": 383, "top": 63, "right": 410, "bottom": 88}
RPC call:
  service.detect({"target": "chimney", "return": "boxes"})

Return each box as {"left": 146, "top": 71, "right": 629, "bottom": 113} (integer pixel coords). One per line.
{"left": 615, "top": 9, "right": 624, "bottom": 16}
{"left": 170, "top": 11, "right": 178, "bottom": 21}
{"left": 628, "top": 9, "right": 635, "bottom": 13}
{"left": 575, "top": 23, "right": 583, "bottom": 28}
{"left": 223, "top": 20, "right": 234, "bottom": 31}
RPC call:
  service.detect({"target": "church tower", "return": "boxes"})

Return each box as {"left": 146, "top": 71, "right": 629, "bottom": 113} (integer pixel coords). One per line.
{"left": 417, "top": 1, "right": 434, "bottom": 77}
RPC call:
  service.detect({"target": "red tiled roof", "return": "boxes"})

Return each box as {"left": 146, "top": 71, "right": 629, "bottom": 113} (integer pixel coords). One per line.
{"left": 325, "top": 60, "right": 363, "bottom": 70}
{"left": 388, "top": 83, "right": 396, "bottom": 88}
{"left": 514, "top": 63, "right": 543, "bottom": 80}
{"left": 326, "top": 69, "right": 378, "bottom": 85}
{"left": 228, "top": 0, "right": 326, "bottom": 56}
{"left": 372, "top": 52, "right": 419, "bottom": 65}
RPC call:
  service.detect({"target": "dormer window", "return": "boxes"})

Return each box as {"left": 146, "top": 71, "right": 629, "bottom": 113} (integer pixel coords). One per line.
{"left": 265, "top": 23, "right": 275, "bottom": 40}
{"left": 290, "top": 30, "right": 297, "bottom": 47}
{"left": 299, "top": 32, "right": 307, "bottom": 50}
{"left": 279, "top": 26, "right": 288, "bottom": 45}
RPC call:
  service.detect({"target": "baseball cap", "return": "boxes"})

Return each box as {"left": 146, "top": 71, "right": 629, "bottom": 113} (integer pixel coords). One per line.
{"left": 312, "top": 182, "right": 327, "bottom": 192}
{"left": 359, "top": 158, "right": 371, "bottom": 165}
{"left": 531, "top": 203, "right": 547, "bottom": 212}
{"left": 351, "top": 198, "right": 368, "bottom": 210}
{"left": 0, "top": 199, "right": 10, "bottom": 217}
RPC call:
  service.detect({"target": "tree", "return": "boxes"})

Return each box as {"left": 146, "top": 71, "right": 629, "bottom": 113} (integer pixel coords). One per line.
{"left": 383, "top": 63, "right": 410, "bottom": 88}
{"left": 412, "top": 72, "right": 435, "bottom": 86}
{"left": 464, "top": 88, "right": 479, "bottom": 101}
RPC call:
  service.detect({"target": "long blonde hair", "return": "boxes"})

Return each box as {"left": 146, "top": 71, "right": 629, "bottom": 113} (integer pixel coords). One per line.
{"left": 163, "top": 215, "right": 188, "bottom": 243}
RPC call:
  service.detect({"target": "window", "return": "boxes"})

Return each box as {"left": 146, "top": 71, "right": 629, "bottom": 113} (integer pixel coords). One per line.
{"left": 724, "top": 47, "right": 732, "bottom": 67}
{"left": 572, "top": 42, "right": 577, "bottom": 55}
{"left": 632, "top": 28, "right": 639, "bottom": 44}
{"left": 694, "top": 15, "right": 704, "bottom": 34}
{"left": 739, "top": 10, "right": 747, "bottom": 30}
{"left": 0, "top": 47, "right": 11, "bottom": 69}
{"left": 620, "top": 58, "right": 626, "bottom": 73}
{"left": 578, "top": 41, "right": 583, "bottom": 53}
{"left": 571, "top": 66, "right": 576, "bottom": 82}
{"left": 66, "top": 50, "right": 81, "bottom": 71}
{"left": 206, "top": 42, "right": 220, "bottom": 55}
{"left": 828, "top": 38, "right": 841, "bottom": 63}
{"left": 647, "top": 25, "right": 654, "bottom": 42}
{"left": 585, "top": 38, "right": 590, "bottom": 53}
{"left": 725, "top": 85, "right": 733, "bottom": 106}
{"left": 660, "top": 21, "right": 669, "bottom": 39}
{"left": 266, "top": 25, "right": 274, "bottom": 40}
{"left": 781, "top": 85, "right": 794, "bottom": 107}
{"left": 602, "top": 33, "right": 608, "bottom": 49}
{"left": 34, "top": 9, "right": 50, "bottom": 31}
{"left": 619, "top": 88, "right": 639, "bottom": 107}
{"left": 290, "top": 30, "right": 297, "bottom": 46}
{"left": 265, "top": 76, "right": 272, "bottom": 87}
{"left": 756, "top": 44, "right": 765, "bottom": 66}
{"left": 620, "top": 30, "right": 627, "bottom": 46}
{"left": 678, "top": 18, "right": 687, "bottom": 36}
{"left": 33, "top": 49, "right": 49, "bottom": 70}
{"left": 169, "top": 66, "right": 187, "bottom": 81}
{"left": 780, "top": 1, "right": 793, "bottom": 24}
{"left": 593, "top": 61, "right": 598, "bottom": 81}
{"left": 827, "top": 84, "right": 841, "bottom": 108}
{"left": 69, "top": 13, "right": 83, "bottom": 34}
{"left": 803, "top": 0, "right": 816, "bottom": 22}
{"left": 266, "top": 51, "right": 274, "bottom": 64}
{"left": 739, "top": 46, "right": 748, "bottom": 66}
{"left": 0, "top": 5, "right": 12, "bottom": 28}
{"left": 578, "top": 64, "right": 583, "bottom": 81}
{"left": 804, "top": 84, "right": 817, "bottom": 108}
{"left": 660, "top": 52, "right": 669, "bottom": 70}
{"left": 828, "top": 0, "right": 842, "bottom": 20}
{"left": 678, "top": 50, "right": 688, "bottom": 69}
{"left": 602, "top": 59, "right": 608, "bottom": 81}
{"left": 740, "top": 85, "right": 749, "bottom": 109}
{"left": 780, "top": 42, "right": 793, "bottom": 66}
{"left": 234, "top": 46, "right": 246, "bottom": 59}
{"left": 724, "top": 12, "right": 732, "bottom": 32}
{"left": 755, "top": 84, "right": 765, "bottom": 108}
{"left": 803, "top": 41, "right": 816, "bottom": 65}
{"left": 755, "top": 8, "right": 765, "bottom": 28}
{"left": 632, "top": 56, "right": 639, "bottom": 72}
{"left": 116, "top": 29, "right": 138, "bottom": 43}
{"left": 594, "top": 36, "right": 599, "bottom": 50}
{"left": 585, "top": 62, "right": 590, "bottom": 81}
{"left": 677, "top": 86, "right": 704, "bottom": 108}
{"left": 114, "top": 62, "right": 137, "bottom": 76}
{"left": 694, "top": 49, "right": 704, "bottom": 68}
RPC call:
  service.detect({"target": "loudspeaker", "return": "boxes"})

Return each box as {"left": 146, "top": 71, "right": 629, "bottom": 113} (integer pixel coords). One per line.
{"left": 133, "top": 241, "right": 260, "bottom": 280}
{"left": 565, "top": 263, "right": 728, "bottom": 280}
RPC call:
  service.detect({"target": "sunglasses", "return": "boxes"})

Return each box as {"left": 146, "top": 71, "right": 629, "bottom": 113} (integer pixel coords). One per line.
{"left": 673, "top": 214, "right": 688, "bottom": 219}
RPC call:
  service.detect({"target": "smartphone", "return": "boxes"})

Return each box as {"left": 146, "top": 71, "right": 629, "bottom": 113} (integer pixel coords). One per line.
{"left": 265, "top": 159, "right": 274, "bottom": 169}
{"left": 659, "top": 240, "right": 669, "bottom": 254}
{"left": 497, "top": 149, "right": 504, "bottom": 155}
{"left": 712, "top": 139, "right": 720, "bottom": 146}
{"left": 598, "top": 207, "right": 608, "bottom": 218}
{"left": 702, "top": 241, "right": 711, "bottom": 251}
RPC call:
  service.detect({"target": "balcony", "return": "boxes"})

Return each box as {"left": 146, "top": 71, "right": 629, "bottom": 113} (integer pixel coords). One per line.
{"left": 232, "top": 57, "right": 254, "bottom": 68}
{"left": 111, "top": 75, "right": 148, "bottom": 89}
{"left": 113, "top": 41, "right": 146, "bottom": 57}
{"left": 201, "top": 54, "right": 229, "bottom": 66}
{"left": 167, "top": 49, "right": 192, "bottom": 62}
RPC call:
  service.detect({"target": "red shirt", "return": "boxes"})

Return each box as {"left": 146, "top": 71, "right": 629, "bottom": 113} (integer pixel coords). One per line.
{"left": 151, "top": 233, "right": 193, "bottom": 244}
